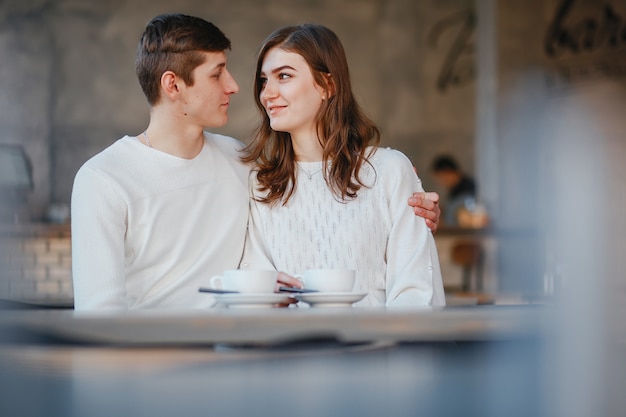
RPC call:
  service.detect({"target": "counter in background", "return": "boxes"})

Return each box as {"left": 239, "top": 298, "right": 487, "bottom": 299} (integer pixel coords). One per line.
{"left": 434, "top": 226, "right": 497, "bottom": 295}
{"left": 435, "top": 226, "right": 549, "bottom": 303}
{"left": 0, "top": 223, "right": 73, "bottom": 307}
{"left": 0, "top": 223, "right": 542, "bottom": 309}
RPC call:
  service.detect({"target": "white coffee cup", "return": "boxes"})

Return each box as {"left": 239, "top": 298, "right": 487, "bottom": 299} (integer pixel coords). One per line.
{"left": 296, "top": 269, "right": 356, "bottom": 293}
{"left": 209, "top": 270, "right": 277, "bottom": 293}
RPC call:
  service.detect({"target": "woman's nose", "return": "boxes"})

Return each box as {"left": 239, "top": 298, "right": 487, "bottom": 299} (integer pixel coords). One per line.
{"left": 260, "top": 80, "right": 277, "bottom": 101}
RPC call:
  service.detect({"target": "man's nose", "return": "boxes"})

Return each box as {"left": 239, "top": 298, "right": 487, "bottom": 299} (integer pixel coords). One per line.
{"left": 224, "top": 70, "right": 239, "bottom": 94}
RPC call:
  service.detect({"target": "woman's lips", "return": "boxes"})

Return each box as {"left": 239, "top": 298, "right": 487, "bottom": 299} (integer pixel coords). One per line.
{"left": 267, "top": 105, "right": 286, "bottom": 116}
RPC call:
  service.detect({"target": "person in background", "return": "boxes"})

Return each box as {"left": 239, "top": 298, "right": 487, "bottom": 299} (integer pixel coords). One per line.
{"left": 241, "top": 24, "right": 445, "bottom": 307}
{"left": 71, "top": 14, "right": 441, "bottom": 310}
{"left": 431, "top": 154, "right": 477, "bottom": 226}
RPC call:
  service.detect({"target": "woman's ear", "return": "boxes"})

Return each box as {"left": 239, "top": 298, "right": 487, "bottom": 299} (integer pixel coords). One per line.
{"left": 323, "top": 73, "right": 336, "bottom": 99}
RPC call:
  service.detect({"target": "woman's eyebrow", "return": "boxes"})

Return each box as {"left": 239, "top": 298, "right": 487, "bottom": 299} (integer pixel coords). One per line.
{"left": 262, "top": 65, "right": 297, "bottom": 75}
{"left": 272, "top": 65, "right": 295, "bottom": 73}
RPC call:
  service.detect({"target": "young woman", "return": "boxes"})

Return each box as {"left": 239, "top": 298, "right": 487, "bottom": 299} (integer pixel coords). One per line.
{"left": 241, "top": 24, "right": 445, "bottom": 307}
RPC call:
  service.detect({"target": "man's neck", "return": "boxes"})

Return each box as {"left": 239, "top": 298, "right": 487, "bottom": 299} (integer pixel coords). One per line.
{"left": 143, "top": 108, "right": 206, "bottom": 159}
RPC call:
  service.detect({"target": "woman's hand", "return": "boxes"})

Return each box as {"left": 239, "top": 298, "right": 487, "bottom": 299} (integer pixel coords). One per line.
{"left": 274, "top": 271, "right": 304, "bottom": 307}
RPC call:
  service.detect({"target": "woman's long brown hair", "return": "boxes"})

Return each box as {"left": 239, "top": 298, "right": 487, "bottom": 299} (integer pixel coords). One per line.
{"left": 241, "top": 24, "right": 380, "bottom": 205}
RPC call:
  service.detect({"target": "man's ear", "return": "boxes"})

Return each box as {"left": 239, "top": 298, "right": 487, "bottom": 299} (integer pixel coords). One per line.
{"left": 160, "top": 71, "right": 180, "bottom": 99}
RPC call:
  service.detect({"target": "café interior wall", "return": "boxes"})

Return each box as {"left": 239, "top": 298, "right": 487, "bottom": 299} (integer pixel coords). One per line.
{"left": 0, "top": 0, "right": 477, "bottom": 222}
{"left": 3, "top": 0, "right": 625, "bottom": 296}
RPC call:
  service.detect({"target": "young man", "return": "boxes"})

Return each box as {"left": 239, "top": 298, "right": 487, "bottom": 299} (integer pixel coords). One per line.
{"left": 71, "top": 14, "right": 441, "bottom": 310}
{"left": 431, "top": 154, "right": 476, "bottom": 226}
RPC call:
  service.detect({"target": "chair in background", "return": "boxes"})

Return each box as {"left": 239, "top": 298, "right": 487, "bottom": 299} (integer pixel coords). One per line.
{"left": 451, "top": 240, "right": 484, "bottom": 293}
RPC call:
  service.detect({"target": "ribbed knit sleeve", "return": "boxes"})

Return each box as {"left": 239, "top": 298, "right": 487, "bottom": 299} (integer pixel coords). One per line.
{"left": 377, "top": 149, "right": 445, "bottom": 307}
{"left": 241, "top": 172, "right": 278, "bottom": 271}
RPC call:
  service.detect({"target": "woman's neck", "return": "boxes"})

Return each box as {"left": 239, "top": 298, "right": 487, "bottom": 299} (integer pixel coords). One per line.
{"left": 291, "top": 131, "right": 324, "bottom": 162}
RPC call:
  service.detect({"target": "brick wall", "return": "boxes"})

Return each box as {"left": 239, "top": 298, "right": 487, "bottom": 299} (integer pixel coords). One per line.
{"left": 0, "top": 224, "right": 73, "bottom": 306}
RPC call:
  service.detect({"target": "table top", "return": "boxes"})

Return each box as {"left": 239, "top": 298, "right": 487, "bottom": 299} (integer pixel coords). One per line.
{"left": 0, "top": 305, "right": 554, "bottom": 417}
{"left": 0, "top": 304, "right": 549, "bottom": 346}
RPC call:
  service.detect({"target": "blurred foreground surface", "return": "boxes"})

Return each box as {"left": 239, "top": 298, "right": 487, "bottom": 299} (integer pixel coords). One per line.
{"left": 0, "top": 306, "right": 549, "bottom": 417}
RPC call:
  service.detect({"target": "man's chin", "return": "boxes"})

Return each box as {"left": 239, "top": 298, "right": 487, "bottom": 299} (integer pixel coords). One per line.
{"left": 205, "top": 117, "right": 229, "bottom": 129}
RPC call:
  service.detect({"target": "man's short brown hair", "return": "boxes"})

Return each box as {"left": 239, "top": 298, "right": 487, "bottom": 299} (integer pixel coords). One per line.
{"left": 135, "top": 14, "right": 231, "bottom": 105}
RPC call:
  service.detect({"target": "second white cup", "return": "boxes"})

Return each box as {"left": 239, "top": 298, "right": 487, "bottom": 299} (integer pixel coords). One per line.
{"left": 296, "top": 269, "right": 356, "bottom": 293}
{"left": 209, "top": 270, "right": 277, "bottom": 293}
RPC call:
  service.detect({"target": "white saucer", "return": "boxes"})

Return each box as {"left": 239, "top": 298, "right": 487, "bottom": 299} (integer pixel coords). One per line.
{"left": 294, "top": 292, "right": 367, "bottom": 307}
{"left": 214, "top": 293, "right": 293, "bottom": 308}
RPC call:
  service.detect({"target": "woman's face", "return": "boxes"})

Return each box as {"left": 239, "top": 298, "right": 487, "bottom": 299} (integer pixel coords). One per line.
{"left": 259, "top": 47, "right": 326, "bottom": 139}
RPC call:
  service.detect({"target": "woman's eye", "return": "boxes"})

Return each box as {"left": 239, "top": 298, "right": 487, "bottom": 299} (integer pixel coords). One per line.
{"left": 278, "top": 73, "right": 290, "bottom": 80}
{"left": 259, "top": 77, "right": 267, "bottom": 86}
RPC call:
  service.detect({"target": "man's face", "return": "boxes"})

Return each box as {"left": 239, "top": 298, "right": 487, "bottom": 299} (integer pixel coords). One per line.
{"left": 433, "top": 170, "right": 459, "bottom": 190}
{"left": 178, "top": 51, "right": 240, "bottom": 128}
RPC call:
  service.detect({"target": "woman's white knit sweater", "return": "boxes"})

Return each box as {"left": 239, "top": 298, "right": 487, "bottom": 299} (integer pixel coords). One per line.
{"left": 242, "top": 147, "right": 445, "bottom": 307}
